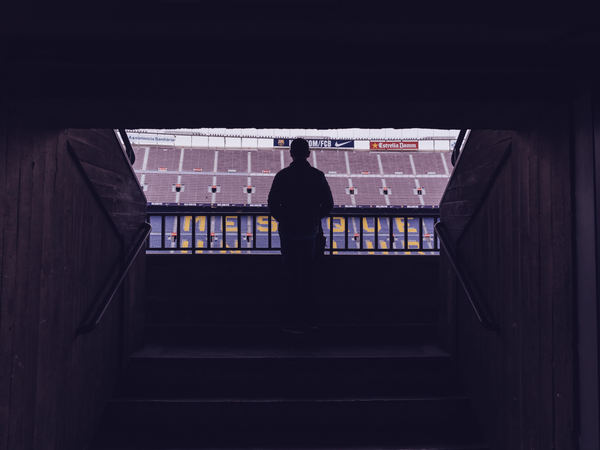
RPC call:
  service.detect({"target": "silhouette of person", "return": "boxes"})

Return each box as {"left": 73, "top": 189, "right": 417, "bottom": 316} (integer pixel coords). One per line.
{"left": 268, "top": 138, "right": 334, "bottom": 334}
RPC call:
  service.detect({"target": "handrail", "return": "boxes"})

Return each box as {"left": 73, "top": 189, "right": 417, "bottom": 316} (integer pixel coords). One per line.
{"left": 450, "top": 129, "right": 471, "bottom": 167}
{"left": 146, "top": 211, "right": 440, "bottom": 254}
{"left": 76, "top": 222, "right": 152, "bottom": 336}
{"left": 118, "top": 129, "right": 136, "bottom": 165}
{"left": 434, "top": 221, "right": 499, "bottom": 332}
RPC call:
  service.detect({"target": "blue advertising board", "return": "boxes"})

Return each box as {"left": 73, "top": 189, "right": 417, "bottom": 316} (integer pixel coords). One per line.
{"left": 274, "top": 139, "right": 354, "bottom": 149}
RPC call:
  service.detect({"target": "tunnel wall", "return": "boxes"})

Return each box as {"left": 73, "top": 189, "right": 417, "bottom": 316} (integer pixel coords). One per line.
{"left": 67, "top": 128, "right": 148, "bottom": 363}
{"left": 439, "top": 110, "right": 575, "bottom": 449}
{"left": 0, "top": 109, "right": 146, "bottom": 449}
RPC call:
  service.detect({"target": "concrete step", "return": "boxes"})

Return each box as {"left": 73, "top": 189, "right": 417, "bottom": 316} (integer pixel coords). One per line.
{"left": 145, "top": 254, "right": 439, "bottom": 325}
{"left": 143, "top": 323, "right": 438, "bottom": 346}
{"left": 92, "top": 446, "right": 489, "bottom": 450}
{"left": 145, "top": 299, "right": 437, "bottom": 325}
{"left": 116, "top": 342, "right": 459, "bottom": 399}
{"left": 146, "top": 254, "right": 439, "bottom": 297}
{"left": 94, "top": 396, "right": 484, "bottom": 448}
{"left": 92, "top": 254, "right": 487, "bottom": 450}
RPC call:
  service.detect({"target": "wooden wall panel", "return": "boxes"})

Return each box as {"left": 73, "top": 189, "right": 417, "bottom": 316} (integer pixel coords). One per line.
{"left": 0, "top": 102, "right": 11, "bottom": 449}
{"left": 2, "top": 111, "right": 42, "bottom": 450}
{"left": 572, "top": 91, "right": 600, "bottom": 450}
{"left": 123, "top": 252, "right": 146, "bottom": 365}
{"left": 440, "top": 108, "right": 575, "bottom": 449}
{"left": 441, "top": 129, "right": 513, "bottom": 246}
{"left": 67, "top": 129, "right": 147, "bottom": 247}
{"left": 0, "top": 111, "right": 147, "bottom": 450}
{"left": 67, "top": 128, "right": 147, "bottom": 359}
{"left": 71, "top": 125, "right": 147, "bottom": 430}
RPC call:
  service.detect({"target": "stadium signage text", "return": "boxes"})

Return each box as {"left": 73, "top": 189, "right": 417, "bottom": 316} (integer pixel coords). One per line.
{"left": 274, "top": 139, "right": 354, "bottom": 149}
{"left": 128, "top": 134, "right": 176, "bottom": 143}
{"left": 370, "top": 141, "right": 419, "bottom": 151}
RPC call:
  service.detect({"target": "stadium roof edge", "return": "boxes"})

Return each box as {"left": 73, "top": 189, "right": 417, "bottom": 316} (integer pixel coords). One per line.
{"left": 126, "top": 129, "right": 460, "bottom": 141}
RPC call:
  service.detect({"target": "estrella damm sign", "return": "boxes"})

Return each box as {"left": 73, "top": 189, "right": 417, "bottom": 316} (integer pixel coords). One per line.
{"left": 370, "top": 141, "right": 419, "bottom": 151}
{"left": 274, "top": 139, "right": 354, "bottom": 149}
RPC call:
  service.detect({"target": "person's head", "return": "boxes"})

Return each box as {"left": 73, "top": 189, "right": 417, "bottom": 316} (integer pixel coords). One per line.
{"left": 290, "top": 138, "right": 310, "bottom": 160}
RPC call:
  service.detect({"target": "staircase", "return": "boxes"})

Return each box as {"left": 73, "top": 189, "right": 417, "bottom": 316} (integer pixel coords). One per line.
{"left": 92, "top": 254, "right": 488, "bottom": 449}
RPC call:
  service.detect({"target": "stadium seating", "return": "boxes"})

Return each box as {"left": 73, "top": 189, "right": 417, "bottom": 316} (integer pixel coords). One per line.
{"left": 314, "top": 150, "right": 347, "bottom": 174}
{"left": 144, "top": 173, "right": 178, "bottom": 203}
{"left": 178, "top": 174, "right": 215, "bottom": 204}
{"left": 326, "top": 177, "right": 353, "bottom": 206}
{"left": 414, "top": 178, "right": 448, "bottom": 206}
{"left": 281, "top": 151, "right": 293, "bottom": 168}
{"left": 384, "top": 178, "right": 422, "bottom": 206}
{"left": 350, "top": 177, "right": 388, "bottom": 206}
{"left": 151, "top": 147, "right": 180, "bottom": 172}
{"left": 251, "top": 150, "right": 282, "bottom": 173}
{"left": 412, "top": 152, "right": 448, "bottom": 176}
{"left": 347, "top": 151, "right": 381, "bottom": 175}
{"left": 217, "top": 149, "right": 248, "bottom": 173}
{"left": 132, "top": 147, "right": 146, "bottom": 171}
{"left": 250, "top": 176, "right": 274, "bottom": 205}
{"left": 378, "top": 153, "right": 413, "bottom": 175}
{"left": 182, "top": 148, "right": 215, "bottom": 173}
{"left": 443, "top": 152, "right": 453, "bottom": 171}
{"left": 133, "top": 146, "right": 451, "bottom": 207}
{"left": 213, "top": 175, "right": 248, "bottom": 204}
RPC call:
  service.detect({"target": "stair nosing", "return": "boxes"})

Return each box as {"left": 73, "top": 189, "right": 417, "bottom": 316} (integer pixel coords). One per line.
{"left": 145, "top": 323, "right": 439, "bottom": 327}
{"left": 132, "top": 345, "right": 450, "bottom": 359}
{"left": 110, "top": 395, "right": 470, "bottom": 403}
{"left": 131, "top": 354, "right": 450, "bottom": 360}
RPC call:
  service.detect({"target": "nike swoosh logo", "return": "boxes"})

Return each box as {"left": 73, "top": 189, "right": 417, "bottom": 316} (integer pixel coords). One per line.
{"left": 335, "top": 141, "right": 351, "bottom": 147}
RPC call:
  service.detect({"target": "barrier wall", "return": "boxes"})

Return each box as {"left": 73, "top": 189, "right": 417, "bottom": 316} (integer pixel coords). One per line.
{"left": 439, "top": 113, "right": 575, "bottom": 450}
{"left": 0, "top": 111, "right": 147, "bottom": 450}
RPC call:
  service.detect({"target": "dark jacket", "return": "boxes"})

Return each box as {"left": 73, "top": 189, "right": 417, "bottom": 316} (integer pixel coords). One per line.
{"left": 268, "top": 158, "right": 334, "bottom": 235}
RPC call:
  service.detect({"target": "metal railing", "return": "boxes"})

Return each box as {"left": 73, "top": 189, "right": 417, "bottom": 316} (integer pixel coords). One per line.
{"left": 115, "top": 129, "right": 136, "bottom": 165}
{"left": 76, "top": 222, "right": 152, "bottom": 336}
{"left": 146, "top": 207, "right": 439, "bottom": 255}
{"left": 434, "top": 222, "right": 498, "bottom": 331}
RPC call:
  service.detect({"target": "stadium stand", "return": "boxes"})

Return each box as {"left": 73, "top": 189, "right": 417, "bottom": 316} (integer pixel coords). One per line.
{"left": 282, "top": 151, "right": 293, "bottom": 168}
{"left": 144, "top": 148, "right": 158, "bottom": 171}
{"left": 132, "top": 147, "right": 146, "bottom": 171}
{"left": 378, "top": 153, "right": 414, "bottom": 175}
{"left": 314, "top": 150, "right": 347, "bottom": 174}
{"left": 152, "top": 147, "right": 180, "bottom": 172}
{"left": 443, "top": 152, "right": 453, "bottom": 171}
{"left": 326, "top": 177, "right": 353, "bottom": 206}
{"left": 213, "top": 175, "right": 248, "bottom": 204}
{"left": 412, "top": 152, "right": 448, "bottom": 176}
{"left": 133, "top": 145, "right": 451, "bottom": 207}
{"left": 385, "top": 178, "right": 422, "bottom": 206}
{"left": 250, "top": 176, "right": 274, "bottom": 205}
{"left": 144, "top": 173, "right": 178, "bottom": 203}
{"left": 217, "top": 150, "right": 249, "bottom": 173}
{"left": 251, "top": 150, "right": 282, "bottom": 173}
{"left": 347, "top": 151, "right": 381, "bottom": 175}
{"left": 178, "top": 174, "right": 215, "bottom": 204}
{"left": 416, "top": 178, "right": 448, "bottom": 205}
{"left": 182, "top": 148, "right": 215, "bottom": 173}
{"left": 350, "top": 177, "right": 388, "bottom": 206}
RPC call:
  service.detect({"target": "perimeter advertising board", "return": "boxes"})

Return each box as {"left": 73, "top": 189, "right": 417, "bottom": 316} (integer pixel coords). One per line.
{"left": 128, "top": 134, "right": 176, "bottom": 144}
{"left": 370, "top": 141, "right": 419, "bottom": 151}
{"left": 274, "top": 139, "right": 354, "bottom": 149}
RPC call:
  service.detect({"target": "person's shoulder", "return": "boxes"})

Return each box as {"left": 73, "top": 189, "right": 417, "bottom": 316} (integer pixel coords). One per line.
{"left": 311, "top": 167, "right": 328, "bottom": 181}
{"left": 309, "top": 166, "right": 326, "bottom": 177}
{"left": 274, "top": 166, "right": 291, "bottom": 177}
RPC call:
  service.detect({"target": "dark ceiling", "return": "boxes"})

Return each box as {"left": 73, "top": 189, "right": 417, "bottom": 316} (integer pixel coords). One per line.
{"left": 1, "top": 2, "right": 599, "bottom": 129}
